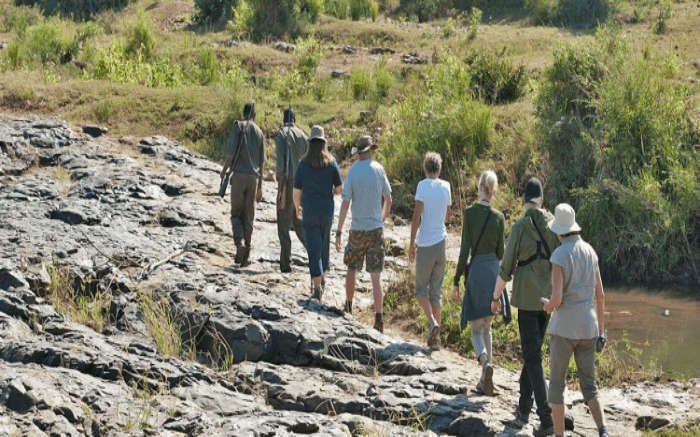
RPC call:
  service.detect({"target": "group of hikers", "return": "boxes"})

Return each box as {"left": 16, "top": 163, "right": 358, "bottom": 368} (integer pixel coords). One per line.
{"left": 219, "top": 102, "right": 610, "bottom": 437}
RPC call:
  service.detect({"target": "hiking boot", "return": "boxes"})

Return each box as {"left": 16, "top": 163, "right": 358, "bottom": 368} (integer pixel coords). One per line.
{"left": 565, "top": 413, "right": 575, "bottom": 431}
{"left": 343, "top": 300, "right": 353, "bottom": 314}
{"left": 427, "top": 323, "right": 440, "bottom": 349}
{"left": 430, "top": 335, "right": 441, "bottom": 351}
{"left": 598, "top": 426, "right": 609, "bottom": 437}
{"left": 533, "top": 423, "right": 554, "bottom": 437}
{"left": 238, "top": 246, "right": 251, "bottom": 266}
{"left": 482, "top": 364, "right": 494, "bottom": 396}
{"left": 374, "top": 313, "right": 384, "bottom": 333}
{"left": 312, "top": 285, "right": 323, "bottom": 302}
{"left": 511, "top": 408, "right": 530, "bottom": 426}
{"left": 280, "top": 264, "right": 292, "bottom": 273}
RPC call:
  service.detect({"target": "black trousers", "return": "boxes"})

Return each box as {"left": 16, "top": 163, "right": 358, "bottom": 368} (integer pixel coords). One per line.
{"left": 518, "top": 309, "right": 552, "bottom": 422}
{"left": 276, "top": 180, "right": 304, "bottom": 270}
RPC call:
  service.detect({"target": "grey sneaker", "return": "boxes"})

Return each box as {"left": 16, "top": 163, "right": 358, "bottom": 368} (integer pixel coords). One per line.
{"left": 427, "top": 323, "right": 440, "bottom": 349}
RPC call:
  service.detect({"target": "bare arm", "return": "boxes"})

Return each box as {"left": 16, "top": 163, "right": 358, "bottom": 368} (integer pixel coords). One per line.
{"left": 220, "top": 156, "right": 233, "bottom": 179}
{"left": 408, "top": 201, "right": 423, "bottom": 262}
{"left": 490, "top": 276, "right": 507, "bottom": 314}
{"left": 293, "top": 188, "right": 302, "bottom": 219}
{"left": 445, "top": 206, "right": 451, "bottom": 223}
{"left": 594, "top": 265, "right": 605, "bottom": 334}
{"left": 383, "top": 194, "right": 392, "bottom": 221}
{"left": 335, "top": 199, "right": 351, "bottom": 252}
{"left": 544, "top": 265, "right": 564, "bottom": 313}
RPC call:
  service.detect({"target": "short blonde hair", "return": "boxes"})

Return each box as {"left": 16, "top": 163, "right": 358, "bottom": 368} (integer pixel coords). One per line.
{"left": 423, "top": 152, "right": 442, "bottom": 175}
{"left": 479, "top": 170, "right": 498, "bottom": 199}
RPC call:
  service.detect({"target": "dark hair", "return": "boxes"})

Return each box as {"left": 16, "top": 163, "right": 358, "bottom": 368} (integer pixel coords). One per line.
{"left": 283, "top": 107, "right": 295, "bottom": 124}
{"left": 304, "top": 139, "right": 335, "bottom": 169}
{"left": 243, "top": 102, "right": 256, "bottom": 120}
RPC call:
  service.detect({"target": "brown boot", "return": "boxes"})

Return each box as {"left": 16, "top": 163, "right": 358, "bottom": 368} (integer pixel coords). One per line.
{"left": 373, "top": 313, "right": 384, "bottom": 333}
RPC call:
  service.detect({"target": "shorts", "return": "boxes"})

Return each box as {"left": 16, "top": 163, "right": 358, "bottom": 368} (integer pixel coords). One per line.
{"left": 415, "top": 239, "right": 446, "bottom": 307}
{"left": 344, "top": 228, "right": 385, "bottom": 273}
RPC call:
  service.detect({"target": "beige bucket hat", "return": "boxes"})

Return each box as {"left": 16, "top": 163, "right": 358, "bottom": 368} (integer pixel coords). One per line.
{"left": 309, "top": 125, "right": 327, "bottom": 143}
{"left": 351, "top": 135, "right": 373, "bottom": 155}
{"left": 548, "top": 203, "right": 582, "bottom": 235}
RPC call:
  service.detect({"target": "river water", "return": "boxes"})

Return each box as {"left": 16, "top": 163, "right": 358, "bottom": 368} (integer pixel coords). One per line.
{"left": 606, "top": 288, "right": 700, "bottom": 378}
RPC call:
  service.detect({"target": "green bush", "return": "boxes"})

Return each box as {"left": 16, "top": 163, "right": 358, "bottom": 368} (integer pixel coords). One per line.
{"left": 2, "top": 19, "right": 78, "bottom": 68}
{"left": 381, "top": 55, "right": 493, "bottom": 191}
{"left": 441, "top": 17, "right": 456, "bottom": 38}
{"left": 13, "top": 0, "right": 134, "bottom": 20}
{"left": 465, "top": 50, "right": 527, "bottom": 104}
{"left": 125, "top": 12, "right": 156, "bottom": 60}
{"left": 296, "top": 36, "right": 322, "bottom": 80}
{"left": 245, "top": 0, "right": 323, "bottom": 40}
{"left": 325, "top": 0, "right": 351, "bottom": 19}
{"left": 373, "top": 62, "right": 394, "bottom": 100}
{"left": 399, "top": 0, "right": 449, "bottom": 22}
{"left": 526, "top": 0, "right": 611, "bottom": 27}
{"left": 194, "top": 0, "right": 235, "bottom": 24}
{"left": 1, "top": 4, "right": 42, "bottom": 35}
{"left": 467, "top": 6, "right": 481, "bottom": 40}
{"left": 653, "top": 0, "right": 671, "bottom": 34}
{"left": 349, "top": 68, "right": 373, "bottom": 100}
{"left": 536, "top": 27, "right": 700, "bottom": 283}
{"left": 350, "top": 0, "right": 379, "bottom": 20}
{"left": 90, "top": 44, "right": 184, "bottom": 87}
{"left": 229, "top": 0, "right": 254, "bottom": 38}
{"left": 194, "top": 48, "right": 220, "bottom": 85}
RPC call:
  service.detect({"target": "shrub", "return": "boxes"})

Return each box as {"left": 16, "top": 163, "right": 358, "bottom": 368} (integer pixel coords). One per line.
{"left": 441, "top": 17, "right": 456, "bottom": 38}
{"left": 373, "top": 61, "right": 394, "bottom": 100}
{"left": 194, "top": 0, "right": 235, "bottom": 24}
{"left": 350, "top": 0, "right": 379, "bottom": 21}
{"left": 3, "top": 19, "right": 79, "bottom": 68}
{"left": 1, "top": 4, "right": 42, "bottom": 35}
{"left": 536, "top": 27, "right": 700, "bottom": 283}
{"left": 246, "top": 0, "right": 323, "bottom": 39}
{"left": 13, "top": 0, "right": 134, "bottom": 20}
{"left": 467, "top": 6, "right": 481, "bottom": 40}
{"left": 194, "top": 47, "right": 220, "bottom": 85}
{"left": 652, "top": 0, "right": 671, "bottom": 34}
{"left": 399, "top": 0, "right": 449, "bottom": 22}
{"left": 557, "top": 0, "right": 610, "bottom": 28}
{"left": 229, "top": 0, "right": 254, "bottom": 38}
{"left": 296, "top": 36, "right": 322, "bottom": 80}
{"left": 349, "top": 68, "right": 373, "bottom": 100}
{"left": 465, "top": 50, "right": 527, "bottom": 104}
{"left": 125, "top": 12, "right": 156, "bottom": 60}
{"left": 91, "top": 44, "right": 184, "bottom": 87}
{"left": 325, "top": 0, "right": 351, "bottom": 19}
{"left": 381, "top": 55, "right": 493, "bottom": 191}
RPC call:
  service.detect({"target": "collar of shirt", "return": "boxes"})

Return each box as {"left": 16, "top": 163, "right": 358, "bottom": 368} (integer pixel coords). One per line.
{"left": 563, "top": 234, "right": 582, "bottom": 244}
{"left": 478, "top": 199, "right": 490, "bottom": 206}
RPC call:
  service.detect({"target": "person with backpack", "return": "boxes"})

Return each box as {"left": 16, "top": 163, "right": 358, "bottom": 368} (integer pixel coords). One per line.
{"left": 219, "top": 102, "right": 265, "bottom": 267}
{"left": 292, "top": 126, "right": 343, "bottom": 300}
{"left": 452, "top": 170, "right": 505, "bottom": 396}
{"left": 491, "top": 177, "right": 560, "bottom": 435}
{"left": 276, "top": 107, "right": 308, "bottom": 273}
{"left": 408, "top": 152, "right": 452, "bottom": 350}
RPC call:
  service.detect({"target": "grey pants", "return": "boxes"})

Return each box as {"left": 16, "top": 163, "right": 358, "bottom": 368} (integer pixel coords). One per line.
{"left": 548, "top": 334, "right": 599, "bottom": 404}
{"left": 276, "top": 180, "right": 304, "bottom": 270}
{"left": 471, "top": 316, "right": 493, "bottom": 363}
{"left": 415, "top": 239, "right": 447, "bottom": 307}
{"left": 230, "top": 172, "right": 258, "bottom": 251}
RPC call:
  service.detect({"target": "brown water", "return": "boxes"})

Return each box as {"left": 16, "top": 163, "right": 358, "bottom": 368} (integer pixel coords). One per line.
{"left": 606, "top": 288, "right": 700, "bottom": 378}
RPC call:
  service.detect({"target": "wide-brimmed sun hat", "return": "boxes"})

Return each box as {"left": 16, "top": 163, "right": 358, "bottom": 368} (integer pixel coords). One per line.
{"left": 548, "top": 203, "right": 582, "bottom": 235}
{"left": 309, "top": 125, "right": 326, "bottom": 143}
{"left": 351, "top": 135, "right": 373, "bottom": 155}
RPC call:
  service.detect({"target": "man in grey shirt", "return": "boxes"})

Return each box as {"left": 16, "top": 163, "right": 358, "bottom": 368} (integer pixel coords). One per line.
{"left": 335, "top": 136, "right": 392, "bottom": 333}
{"left": 275, "top": 107, "right": 308, "bottom": 272}
{"left": 220, "top": 102, "right": 265, "bottom": 266}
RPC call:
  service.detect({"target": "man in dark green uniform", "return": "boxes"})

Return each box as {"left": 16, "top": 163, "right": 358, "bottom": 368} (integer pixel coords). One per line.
{"left": 220, "top": 102, "right": 265, "bottom": 266}
{"left": 275, "top": 107, "right": 308, "bottom": 272}
{"left": 492, "top": 177, "right": 562, "bottom": 436}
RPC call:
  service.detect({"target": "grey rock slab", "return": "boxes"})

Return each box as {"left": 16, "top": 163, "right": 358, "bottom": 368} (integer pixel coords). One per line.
{"left": 0, "top": 117, "right": 698, "bottom": 436}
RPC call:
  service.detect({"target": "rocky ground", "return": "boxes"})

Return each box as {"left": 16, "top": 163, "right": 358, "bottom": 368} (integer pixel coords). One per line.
{"left": 0, "top": 116, "right": 698, "bottom": 436}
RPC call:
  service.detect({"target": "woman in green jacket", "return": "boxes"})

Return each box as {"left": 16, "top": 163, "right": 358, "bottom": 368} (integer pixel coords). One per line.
{"left": 452, "top": 170, "right": 505, "bottom": 396}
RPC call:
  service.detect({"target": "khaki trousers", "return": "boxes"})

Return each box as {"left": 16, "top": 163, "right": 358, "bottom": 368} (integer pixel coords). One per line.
{"left": 230, "top": 173, "right": 258, "bottom": 254}
{"left": 276, "top": 179, "right": 304, "bottom": 270}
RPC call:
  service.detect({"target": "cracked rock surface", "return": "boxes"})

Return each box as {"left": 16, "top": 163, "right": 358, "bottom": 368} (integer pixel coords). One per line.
{"left": 1, "top": 116, "right": 698, "bottom": 436}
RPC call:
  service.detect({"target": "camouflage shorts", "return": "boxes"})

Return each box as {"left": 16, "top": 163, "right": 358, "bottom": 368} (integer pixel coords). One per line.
{"left": 344, "top": 228, "right": 385, "bottom": 273}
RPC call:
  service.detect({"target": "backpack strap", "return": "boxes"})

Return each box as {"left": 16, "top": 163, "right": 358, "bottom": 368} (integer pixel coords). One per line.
{"left": 517, "top": 216, "right": 551, "bottom": 268}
